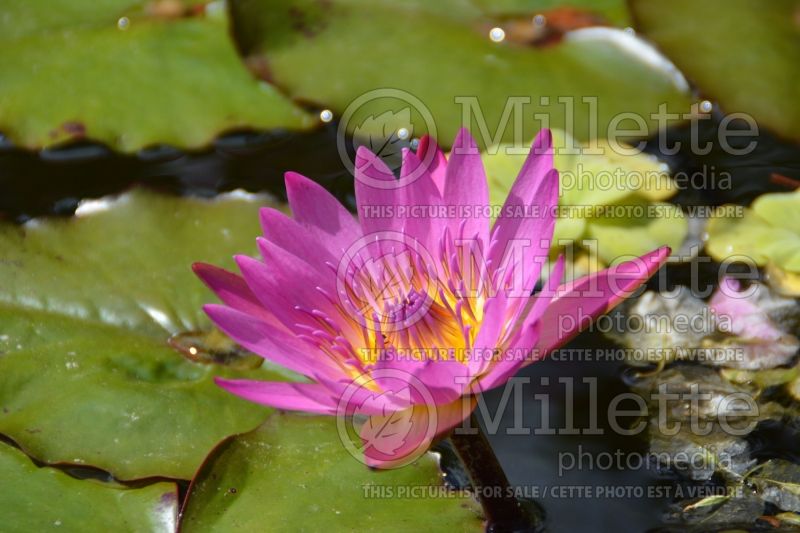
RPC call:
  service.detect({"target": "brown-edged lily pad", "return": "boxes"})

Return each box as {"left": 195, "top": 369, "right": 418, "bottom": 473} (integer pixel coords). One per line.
{"left": 0, "top": 0, "right": 314, "bottom": 152}
{"left": 0, "top": 441, "right": 178, "bottom": 532}
{"left": 231, "top": 0, "right": 691, "bottom": 146}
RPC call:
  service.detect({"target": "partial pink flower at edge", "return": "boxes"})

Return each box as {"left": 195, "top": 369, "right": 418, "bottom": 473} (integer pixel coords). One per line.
{"left": 194, "top": 128, "right": 670, "bottom": 468}
{"left": 710, "top": 277, "right": 788, "bottom": 341}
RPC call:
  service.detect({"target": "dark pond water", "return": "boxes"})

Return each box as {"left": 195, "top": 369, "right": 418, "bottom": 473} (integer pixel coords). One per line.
{"left": 1, "top": 115, "right": 798, "bottom": 532}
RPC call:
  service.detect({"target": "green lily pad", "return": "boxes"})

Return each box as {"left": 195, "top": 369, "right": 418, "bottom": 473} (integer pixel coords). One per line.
{"left": 180, "top": 413, "right": 484, "bottom": 531}
{"left": 0, "top": 189, "right": 291, "bottom": 480}
{"left": 630, "top": 0, "right": 800, "bottom": 141}
{"left": 0, "top": 0, "right": 314, "bottom": 152}
{"left": 232, "top": 0, "right": 691, "bottom": 146}
{"left": 0, "top": 441, "right": 178, "bottom": 532}
{"left": 706, "top": 191, "right": 800, "bottom": 273}
{"left": 483, "top": 129, "right": 680, "bottom": 256}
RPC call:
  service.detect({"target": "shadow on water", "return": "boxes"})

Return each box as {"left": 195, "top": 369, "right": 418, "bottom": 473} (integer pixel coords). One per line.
{"left": 479, "top": 334, "right": 673, "bottom": 532}
{"left": 0, "top": 120, "right": 798, "bottom": 531}
{"left": 0, "top": 124, "right": 355, "bottom": 222}
{"left": 1, "top": 113, "right": 798, "bottom": 222}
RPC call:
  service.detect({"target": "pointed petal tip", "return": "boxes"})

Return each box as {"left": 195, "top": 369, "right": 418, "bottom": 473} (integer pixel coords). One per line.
{"left": 258, "top": 206, "right": 280, "bottom": 233}
{"left": 213, "top": 375, "right": 232, "bottom": 388}
{"left": 201, "top": 302, "right": 224, "bottom": 319}
{"left": 533, "top": 128, "right": 553, "bottom": 153}
{"left": 416, "top": 134, "right": 434, "bottom": 155}
{"left": 649, "top": 245, "right": 671, "bottom": 265}
{"left": 355, "top": 144, "right": 377, "bottom": 163}
{"left": 283, "top": 170, "right": 308, "bottom": 190}
{"left": 417, "top": 133, "right": 445, "bottom": 158}
{"left": 192, "top": 261, "right": 238, "bottom": 288}
{"left": 354, "top": 145, "right": 396, "bottom": 184}
{"left": 451, "top": 127, "right": 478, "bottom": 153}
{"left": 232, "top": 253, "right": 252, "bottom": 270}
{"left": 191, "top": 261, "right": 208, "bottom": 275}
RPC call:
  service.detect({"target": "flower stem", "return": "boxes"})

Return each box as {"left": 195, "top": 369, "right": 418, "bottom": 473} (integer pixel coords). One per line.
{"left": 449, "top": 413, "right": 545, "bottom": 532}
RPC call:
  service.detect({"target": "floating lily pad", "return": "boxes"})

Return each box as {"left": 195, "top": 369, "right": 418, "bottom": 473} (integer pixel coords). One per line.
{"left": 0, "top": 441, "right": 178, "bottom": 532}
{"left": 765, "top": 263, "right": 800, "bottom": 298}
{"left": 0, "top": 189, "right": 291, "bottom": 480}
{"left": 630, "top": 0, "right": 800, "bottom": 141}
{"left": 0, "top": 0, "right": 314, "bottom": 152}
{"left": 180, "top": 413, "right": 484, "bottom": 531}
{"left": 586, "top": 199, "right": 686, "bottom": 265}
{"left": 706, "top": 191, "right": 800, "bottom": 274}
{"left": 232, "top": 0, "right": 691, "bottom": 145}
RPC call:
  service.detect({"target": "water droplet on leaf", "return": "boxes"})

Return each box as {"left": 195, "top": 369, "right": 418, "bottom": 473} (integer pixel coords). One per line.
{"left": 489, "top": 27, "right": 505, "bottom": 42}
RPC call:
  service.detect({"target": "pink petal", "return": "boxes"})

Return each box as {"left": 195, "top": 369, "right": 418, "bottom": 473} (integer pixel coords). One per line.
{"left": 373, "top": 351, "right": 471, "bottom": 405}
{"left": 361, "top": 396, "right": 476, "bottom": 469}
{"left": 523, "top": 254, "right": 568, "bottom": 329}
{"left": 214, "top": 378, "right": 337, "bottom": 414}
{"left": 317, "top": 374, "right": 414, "bottom": 416}
{"left": 489, "top": 129, "right": 557, "bottom": 294}
{"left": 238, "top": 242, "right": 359, "bottom": 343}
{"left": 536, "top": 246, "right": 670, "bottom": 355}
{"left": 284, "top": 172, "right": 361, "bottom": 256}
{"left": 192, "top": 262, "right": 284, "bottom": 329}
{"left": 473, "top": 324, "right": 541, "bottom": 393}
{"left": 203, "top": 303, "right": 341, "bottom": 380}
{"left": 473, "top": 257, "right": 566, "bottom": 391}
{"left": 398, "top": 148, "right": 447, "bottom": 253}
{"left": 354, "top": 146, "right": 401, "bottom": 236}
{"left": 469, "top": 291, "right": 509, "bottom": 374}
{"left": 259, "top": 208, "right": 337, "bottom": 273}
{"left": 416, "top": 134, "right": 447, "bottom": 195}
{"left": 443, "top": 128, "right": 490, "bottom": 246}
{"left": 710, "top": 277, "right": 783, "bottom": 341}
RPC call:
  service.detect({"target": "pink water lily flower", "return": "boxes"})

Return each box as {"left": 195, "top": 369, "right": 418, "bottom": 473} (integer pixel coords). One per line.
{"left": 194, "top": 128, "right": 669, "bottom": 468}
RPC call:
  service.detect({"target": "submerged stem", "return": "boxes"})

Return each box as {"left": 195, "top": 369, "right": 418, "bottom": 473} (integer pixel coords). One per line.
{"left": 449, "top": 413, "right": 545, "bottom": 532}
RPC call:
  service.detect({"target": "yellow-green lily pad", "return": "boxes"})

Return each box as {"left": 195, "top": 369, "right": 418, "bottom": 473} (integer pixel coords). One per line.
{"left": 0, "top": 189, "right": 290, "bottom": 480}
{"left": 180, "top": 413, "right": 484, "bottom": 532}
{"left": 586, "top": 200, "right": 686, "bottom": 265}
{"left": 706, "top": 190, "right": 800, "bottom": 273}
{"left": 0, "top": 441, "right": 178, "bottom": 532}
{"left": 0, "top": 0, "right": 314, "bottom": 152}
